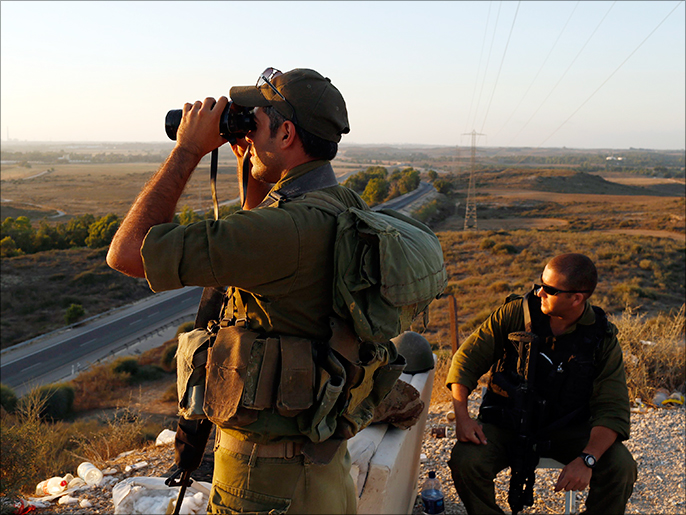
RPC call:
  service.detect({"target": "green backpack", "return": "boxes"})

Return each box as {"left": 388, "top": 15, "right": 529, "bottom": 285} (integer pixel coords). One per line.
{"left": 296, "top": 191, "right": 447, "bottom": 343}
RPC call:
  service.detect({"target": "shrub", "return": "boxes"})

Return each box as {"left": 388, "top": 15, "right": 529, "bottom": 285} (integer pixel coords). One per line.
{"left": 611, "top": 305, "right": 685, "bottom": 403}
{"left": 480, "top": 237, "right": 496, "bottom": 249}
{"left": 160, "top": 342, "right": 178, "bottom": 373}
{"left": 0, "top": 384, "right": 18, "bottom": 413}
{"left": 491, "top": 243, "right": 518, "bottom": 255}
{"left": 64, "top": 303, "right": 85, "bottom": 324}
{"left": 112, "top": 356, "right": 139, "bottom": 376}
{"left": 16, "top": 383, "right": 74, "bottom": 421}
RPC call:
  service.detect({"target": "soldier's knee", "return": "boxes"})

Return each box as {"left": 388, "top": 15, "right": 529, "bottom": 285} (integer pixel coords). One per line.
{"left": 448, "top": 441, "right": 489, "bottom": 478}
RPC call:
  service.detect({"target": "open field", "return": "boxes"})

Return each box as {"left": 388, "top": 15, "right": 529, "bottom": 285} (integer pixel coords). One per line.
{"left": 1, "top": 143, "right": 684, "bottom": 348}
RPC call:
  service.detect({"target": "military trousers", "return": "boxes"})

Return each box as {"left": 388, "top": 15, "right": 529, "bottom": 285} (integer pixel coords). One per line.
{"left": 209, "top": 435, "right": 358, "bottom": 514}
{"left": 448, "top": 421, "right": 637, "bottom": 515}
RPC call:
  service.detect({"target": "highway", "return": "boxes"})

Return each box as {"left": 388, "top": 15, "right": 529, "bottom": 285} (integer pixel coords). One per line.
{"left": 0, "top": 287, "right": 202, "bottom": 396}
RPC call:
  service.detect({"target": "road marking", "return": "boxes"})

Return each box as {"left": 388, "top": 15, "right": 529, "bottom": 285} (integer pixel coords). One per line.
{"left": 79, "top": 338, "right": 96, "bottom": 348}
{"left": 146, "top": 311, "right": 159, "bottom": 318}
{"left": 129, "top": 319, "right": 143, "bottom": 325}
{"left": 21, "top": 362, "right": 43, "bottom": 373}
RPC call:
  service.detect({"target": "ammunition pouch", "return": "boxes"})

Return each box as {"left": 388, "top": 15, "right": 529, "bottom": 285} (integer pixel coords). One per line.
{"left": 176, "top": 316, "right": 404, "bottom": 441}
{"left": 176, "top": 328, "right": 213, "bottom": 420}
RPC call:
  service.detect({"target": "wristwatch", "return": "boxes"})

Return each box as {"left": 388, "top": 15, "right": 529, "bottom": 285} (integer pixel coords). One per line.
{"left": 579, "top": 452, "right": 597, "bottom": 468}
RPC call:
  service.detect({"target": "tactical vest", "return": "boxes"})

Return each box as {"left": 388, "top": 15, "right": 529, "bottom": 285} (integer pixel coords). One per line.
{"left": 176, "top": 163, "right": 414, "bottom": 444}
{"left": 479, "top": 292, "right": 608, "bottom": 434}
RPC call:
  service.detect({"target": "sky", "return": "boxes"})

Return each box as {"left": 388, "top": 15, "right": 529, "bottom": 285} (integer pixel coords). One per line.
{"left": 1, "top": 1, "right": 684, "bottom": 150}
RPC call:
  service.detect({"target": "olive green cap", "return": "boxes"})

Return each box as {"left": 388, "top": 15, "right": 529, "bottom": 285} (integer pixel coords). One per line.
{"left": 230, "top": 68, "right": 350, "bottom": 143}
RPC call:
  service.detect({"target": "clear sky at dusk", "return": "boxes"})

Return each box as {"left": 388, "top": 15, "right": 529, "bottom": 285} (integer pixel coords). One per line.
{"left": 1, "top": 1, "right": 684, "bottom": 149}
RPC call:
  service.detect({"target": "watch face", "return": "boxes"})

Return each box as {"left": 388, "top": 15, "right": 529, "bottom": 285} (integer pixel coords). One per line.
{"left": 584, "top": 454, "right": 596, "bottom": 467}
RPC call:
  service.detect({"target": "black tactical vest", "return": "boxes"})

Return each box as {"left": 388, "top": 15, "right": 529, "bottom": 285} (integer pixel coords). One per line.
{"left": 479, "top": 292, "right": 608, "bottom": 434}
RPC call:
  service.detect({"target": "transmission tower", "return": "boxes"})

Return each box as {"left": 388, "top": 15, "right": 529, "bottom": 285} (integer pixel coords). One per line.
{"left": 463, "top": 130, "right": 484, "bottom": 230}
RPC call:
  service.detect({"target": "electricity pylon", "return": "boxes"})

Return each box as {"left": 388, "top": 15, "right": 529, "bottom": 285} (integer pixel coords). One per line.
{"left": 463, "top": 130, "right": 484, "bottom": 231}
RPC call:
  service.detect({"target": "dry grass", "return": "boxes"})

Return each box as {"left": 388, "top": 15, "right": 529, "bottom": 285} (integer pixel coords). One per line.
{"left": 611, "top": 304, "right": 686, "bottom": 404}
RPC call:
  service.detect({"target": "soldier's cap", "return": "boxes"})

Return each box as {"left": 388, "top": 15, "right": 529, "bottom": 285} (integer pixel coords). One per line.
{"left": 230, "top": 68, "right": 350, "bottom": 143}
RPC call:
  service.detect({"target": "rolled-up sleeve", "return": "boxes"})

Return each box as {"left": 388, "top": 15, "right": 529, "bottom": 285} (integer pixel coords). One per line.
{"left": 141, "top": 208, "right": 300, "bottom": 294}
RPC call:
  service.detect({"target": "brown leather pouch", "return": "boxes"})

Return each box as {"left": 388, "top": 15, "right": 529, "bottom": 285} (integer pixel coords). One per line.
{"left": 203, "top": 325, "right": 259, "bottom": 427}
{"left": 276, "top": 335, "right": 315, "bottom": 416}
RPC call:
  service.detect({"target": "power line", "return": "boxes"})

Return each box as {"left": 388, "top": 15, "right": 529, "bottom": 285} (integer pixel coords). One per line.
{"left": 492, "top": 1, "right": 580, "bottom": 139}
{"left": 470, "top": 1, "right": 503, "bottom": 132}
{"left": 533, "top": 0, "right": 685, "bottom": 150}
{"left": 464, "top": 1, "right": 494, "bottom": 135}
{"left": 503, "top": 1, "right": 617, "bottom": 147}
{"left": 479, "top": 1, "right": 521, "bottom": 133}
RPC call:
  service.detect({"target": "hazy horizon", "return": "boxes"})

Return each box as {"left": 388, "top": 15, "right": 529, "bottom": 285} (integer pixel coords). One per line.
{"left": 2, "top": 1, "right": 684, "bottom": 150}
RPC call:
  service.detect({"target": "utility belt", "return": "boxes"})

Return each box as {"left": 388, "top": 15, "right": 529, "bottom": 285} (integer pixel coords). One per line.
{"left": 176, "top": 315, "right": 405, "bottom": 444}
{"left": 216, "top": 429, "right": 304, "bottom": 459}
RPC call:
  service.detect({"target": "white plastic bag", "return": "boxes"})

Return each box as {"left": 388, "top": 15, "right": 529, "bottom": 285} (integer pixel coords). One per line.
{"left": 112, "top": 477, "right": 211, "bottom": 515}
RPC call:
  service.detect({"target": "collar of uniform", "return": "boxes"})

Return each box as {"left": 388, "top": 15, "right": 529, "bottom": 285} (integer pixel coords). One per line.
{"left": 559, "top": 301, "right": 595, "bottom": 336}
{"left": 271, "top": 160, "right": 330, "bottom": 192}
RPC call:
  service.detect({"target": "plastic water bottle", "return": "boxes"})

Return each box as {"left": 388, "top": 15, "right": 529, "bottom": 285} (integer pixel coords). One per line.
{"left": 77, "top": 462, "right": 104, "bottom": 486}
{"left": 44, "top": 476, "right": 68, "bottom": 495}
{"left": 420, "top": 471, "right": 445, "bottom": 515}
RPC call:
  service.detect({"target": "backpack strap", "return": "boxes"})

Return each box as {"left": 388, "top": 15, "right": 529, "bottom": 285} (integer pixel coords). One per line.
{"left": 256, "top": 162, "right": 339, "bottom": 209}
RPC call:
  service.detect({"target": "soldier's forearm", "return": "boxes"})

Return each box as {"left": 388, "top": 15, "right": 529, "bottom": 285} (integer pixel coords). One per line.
{"left": 107, "top": 146, "right": 201, "bottom": 278}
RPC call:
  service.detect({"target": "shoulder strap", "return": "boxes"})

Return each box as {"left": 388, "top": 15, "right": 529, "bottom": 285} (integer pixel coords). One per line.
{"left": 256, "top": 162, "right": 339, "bottom": 209}
{"left": 522, "top": 290, "right": 533, "bottom": 333}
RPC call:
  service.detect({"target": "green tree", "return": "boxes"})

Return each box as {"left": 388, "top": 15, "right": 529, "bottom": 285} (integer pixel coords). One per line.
{"left": 1, "top": 216, "right": 36, "bottom": 254}
{"left": 178, "top": 206, "right": 203, "bottom": 225}
{"left": 0, "top": 236, "right": 21, "bottom": 258}
{"left": 398, "top": 168, "right": 420, "bottom": 195}
{"left": 65, "top": 214, "right": 96, "bottom": 247}
{"left": 428, "top": 170, "right": 438, "bottom": 182}
{"left": 85, "top": 213, "right": 119, "bottom": 248}
{"left": 362, "top": 178, "right": 389, "bottom": 206}
{"left": 434, "top": 179, "right": 453, "bottom": 194}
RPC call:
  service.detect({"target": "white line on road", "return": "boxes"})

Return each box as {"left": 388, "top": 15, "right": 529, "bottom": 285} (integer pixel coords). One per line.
{"left": 79, "top": 338, "right": 96, "bottom": 348}
{"left": 146, "top": 311, "right": 159, "bottom": 318}
{"left": 21, "top": 362, "right": 43, "bottom": 373}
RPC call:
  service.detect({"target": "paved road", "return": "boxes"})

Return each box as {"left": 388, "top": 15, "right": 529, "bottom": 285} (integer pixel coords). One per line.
{"left": 1, "top": 287, "right": 202, "bottom": 396}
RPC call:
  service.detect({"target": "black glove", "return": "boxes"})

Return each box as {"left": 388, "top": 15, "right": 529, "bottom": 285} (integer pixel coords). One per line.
{"left": 174, "top": 417, "right": 213, "bottom": 472}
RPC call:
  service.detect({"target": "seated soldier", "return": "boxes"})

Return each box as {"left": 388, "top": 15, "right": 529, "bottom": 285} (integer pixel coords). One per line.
{"left": 446, "top": 253, "right": 637, "bottom": 515}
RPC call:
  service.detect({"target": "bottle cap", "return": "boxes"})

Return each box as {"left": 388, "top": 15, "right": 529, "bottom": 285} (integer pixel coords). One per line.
{"left": 428, "top": 471, "right": 436, "bottom": 479}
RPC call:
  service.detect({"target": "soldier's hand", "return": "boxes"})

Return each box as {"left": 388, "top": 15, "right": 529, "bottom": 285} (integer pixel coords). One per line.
{"left": 554, "top": 457, "right": 592, "bottom": 492}
{"left": 176, "top": 97, "right": 229, "bottom": 159}
{"left": 455, "top": 416, "right": 487, "bottom": 445}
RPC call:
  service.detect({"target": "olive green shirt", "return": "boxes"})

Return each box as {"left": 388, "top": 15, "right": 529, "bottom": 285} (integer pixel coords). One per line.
{"left": 142, "top": 160, "right": 368, "bottom": 341}
{"left": 445, "top": 297, "right": 631, "bottom": 440}
{"left": 141, "top": 160, "right": 369, "bottom": 443}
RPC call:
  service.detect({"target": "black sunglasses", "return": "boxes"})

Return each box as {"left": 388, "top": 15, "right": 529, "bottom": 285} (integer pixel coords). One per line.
{"left": 533, "top": 282, "right": 591, "bottom": 296}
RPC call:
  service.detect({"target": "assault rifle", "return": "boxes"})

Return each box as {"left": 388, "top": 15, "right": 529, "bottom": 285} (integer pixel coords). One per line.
{"left": 506, "top": 330, "right": 540, "bottom": 515}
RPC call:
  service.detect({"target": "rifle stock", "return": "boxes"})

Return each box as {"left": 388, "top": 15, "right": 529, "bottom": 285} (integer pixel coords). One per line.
{"left": 506, "top": 331, "right": 539, "bottom": 515}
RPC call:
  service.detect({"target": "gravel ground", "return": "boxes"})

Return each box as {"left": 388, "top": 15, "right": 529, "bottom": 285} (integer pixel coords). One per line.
{"left": 411, "top": 390, "right": 686, "bottom": 515}
{"left": 26, "top": 389, "right": 685, "bottom": 514}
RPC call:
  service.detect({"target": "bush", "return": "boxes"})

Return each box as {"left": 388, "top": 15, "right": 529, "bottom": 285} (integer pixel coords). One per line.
{"left": 491, "top": 243, "right": 518, "bottom": 255}
{"left": 16, "top": 383, "right": 74, "bottom": 421}
{"left": 64, "top": 303, "right": 85, "bottom": 324}
{"left": 160, "top": 342, "right": 178, "bottom": 373}
{"left": 112, "top": 356, "right": 139, "bottom": 376}
{"left": 612, "top": 305, "right": 685, "bottom": 403}
{"left": 0, "top": 383, "right": 18, "bottom": 413}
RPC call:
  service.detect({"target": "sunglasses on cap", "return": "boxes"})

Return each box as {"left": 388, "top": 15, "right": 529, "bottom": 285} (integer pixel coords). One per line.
{"left": 533, "top": 276, "right": 591, "bottom": 296}
{"left": 257, "top": 67, "right": 297, "bottom": 122}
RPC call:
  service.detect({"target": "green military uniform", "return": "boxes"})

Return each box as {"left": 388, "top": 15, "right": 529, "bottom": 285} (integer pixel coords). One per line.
{"left": 446, "top": 296, "right": 637, "bottom": 514}
{"left": 142, "top": 160, "right": 363, "bottom": 514}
